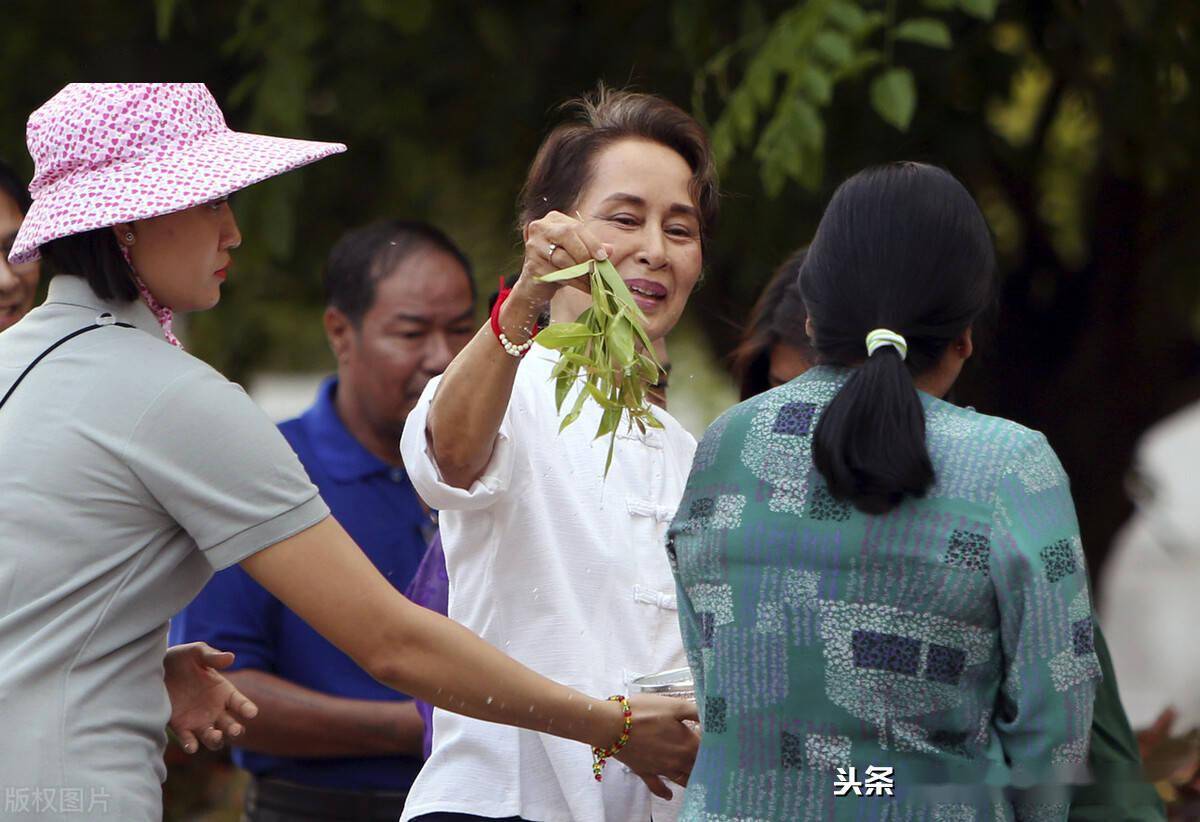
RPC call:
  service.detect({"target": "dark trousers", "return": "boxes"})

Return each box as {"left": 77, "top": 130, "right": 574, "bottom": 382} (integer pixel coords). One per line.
{"left": 409, "top": 815, "right": 528, "bottom": 821}
{"left": 243, "top": 777, "right": 409, "bottom": 822}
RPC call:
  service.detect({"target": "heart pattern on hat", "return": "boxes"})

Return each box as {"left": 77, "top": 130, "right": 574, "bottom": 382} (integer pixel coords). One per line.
{"left": 9, "top": 83, "right": 346, "bottom": 266}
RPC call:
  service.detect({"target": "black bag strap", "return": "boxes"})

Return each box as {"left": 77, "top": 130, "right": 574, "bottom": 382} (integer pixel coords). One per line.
{"left": 0, "top": 312, "right": 135, "bottom": 412}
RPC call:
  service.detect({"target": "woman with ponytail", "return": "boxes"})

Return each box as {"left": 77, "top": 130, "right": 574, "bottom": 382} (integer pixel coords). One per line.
{"left": 669, "top": 162, "right": 1100, "bottom": 819}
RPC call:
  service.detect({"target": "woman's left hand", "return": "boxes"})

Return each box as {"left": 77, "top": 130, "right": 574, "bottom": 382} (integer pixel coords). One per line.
{"left": 164, "top": 642, "right": 259, "bottom": 753}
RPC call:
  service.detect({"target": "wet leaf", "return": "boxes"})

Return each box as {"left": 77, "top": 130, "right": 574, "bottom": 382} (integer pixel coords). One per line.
{"left": 536, "top": 260, "right": 594, "bottom": 282}
{"left": 610, "top": 317, "right": 636, "bottom": 364}
{"left": 559, "top": 384, "right": 590, "bottom": 433}
{"left": 536, "top": 322, "right": 596, "bottom": 349}
{"left": 536, "top": 255, "right": 664, "bottom": 475}
{"left": 590, "top": 269, "right": 614, "bottom": 318}
{"left": 596, "top": 259, "right": 648, "bottom": 323}
{"left": 555, "top": 368, "right": 574, "bottom": 412}
{"left": 584, "top": 381, "right": 620, "bottom": 410}
{"left": 596, "top": 405, "right": 621, "bottom": 438}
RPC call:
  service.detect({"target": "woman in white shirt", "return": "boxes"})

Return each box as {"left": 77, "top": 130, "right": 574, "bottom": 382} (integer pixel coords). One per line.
{"left": 400, "top": 86, "right": 718, "bottom": 822}
{"left": 0, "top": 83, "right": 697, "bottom": 822}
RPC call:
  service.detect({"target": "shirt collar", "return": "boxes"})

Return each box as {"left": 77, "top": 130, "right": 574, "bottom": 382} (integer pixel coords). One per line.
{"left": 302, "top": 377, "right": 395, "bottom": 483}
{"left": 44, "top": 275, "right": 165, "bottom": 340}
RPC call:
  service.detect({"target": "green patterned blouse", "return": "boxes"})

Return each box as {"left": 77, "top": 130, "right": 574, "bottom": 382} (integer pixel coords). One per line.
{"left": 669, "top": 366, "right": 1101, "bottom": 821}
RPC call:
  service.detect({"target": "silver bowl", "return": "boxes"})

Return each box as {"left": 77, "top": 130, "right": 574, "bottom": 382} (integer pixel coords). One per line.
{"left": 630, "top": 667, "right": 695, "bottom": 701}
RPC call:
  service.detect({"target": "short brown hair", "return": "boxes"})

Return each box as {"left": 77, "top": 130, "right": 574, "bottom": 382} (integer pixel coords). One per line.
{"left": 517, "top": 86, "right": 719, "bottom": 254}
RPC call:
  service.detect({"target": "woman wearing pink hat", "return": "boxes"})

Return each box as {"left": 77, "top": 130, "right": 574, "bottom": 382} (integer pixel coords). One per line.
{"left": 0, "top": 83, "right": 696, "bottom": 822}
{"left": 3, "top": 154, "right": 263, "bottom": 767}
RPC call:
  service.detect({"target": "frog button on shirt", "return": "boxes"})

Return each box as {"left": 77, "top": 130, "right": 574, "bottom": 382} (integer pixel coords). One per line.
{"left": 172, "top": 376, "right": 433, "bottom": 793}
{"left": 0, "top": 275, "right": 330, "bottom": 822}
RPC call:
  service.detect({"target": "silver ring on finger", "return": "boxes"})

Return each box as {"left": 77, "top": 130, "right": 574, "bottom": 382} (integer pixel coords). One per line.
{"left": 547, "top": 242, "right": 558, "bottom": 259}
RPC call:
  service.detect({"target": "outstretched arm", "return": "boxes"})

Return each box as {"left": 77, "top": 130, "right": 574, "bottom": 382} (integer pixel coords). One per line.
{"left": 240, "top": 515, "right": 697, "bottom": 798}
{"left": 220, "top": 669, "right": 424, "bottom": 758}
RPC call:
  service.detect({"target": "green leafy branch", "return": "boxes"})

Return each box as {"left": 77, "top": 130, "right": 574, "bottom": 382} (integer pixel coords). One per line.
{"left": 694, "top": 0, "right": 998, "bottom": 195}
{"left": 535, "top": 259, "right": 664, "bottom": 474}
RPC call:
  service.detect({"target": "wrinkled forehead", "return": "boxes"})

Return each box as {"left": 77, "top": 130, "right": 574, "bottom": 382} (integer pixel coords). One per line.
{"left": 366, "top": 249, "right": 475, "bottom": 318}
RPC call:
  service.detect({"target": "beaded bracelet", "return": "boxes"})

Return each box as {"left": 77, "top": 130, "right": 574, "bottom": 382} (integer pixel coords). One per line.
{"left": 490, "top": 277, "right": 539, "bottom": 358}
{"left": 591, "top": 694, "right": 633, "bottom": 782}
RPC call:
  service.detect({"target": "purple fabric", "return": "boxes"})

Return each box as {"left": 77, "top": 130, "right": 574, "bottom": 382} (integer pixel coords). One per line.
{"left": 405, "top": 531, "right": 449, "bottom": 759}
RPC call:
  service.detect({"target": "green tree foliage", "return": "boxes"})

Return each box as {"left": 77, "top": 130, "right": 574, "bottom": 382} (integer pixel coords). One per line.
{"left": 692, "top": 0, "right": 994, "bottom": 195}
{"left": 692, "top": 0, "right": 1200, "bottom": 570}
{"left": 1, "top": 0, "right": 1197, "bottom": 571}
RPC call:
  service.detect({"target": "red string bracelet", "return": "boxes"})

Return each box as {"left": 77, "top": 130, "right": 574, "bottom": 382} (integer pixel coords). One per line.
{"left": 592, "top": 694, "right": 633, "bottom": 781}
{"left": 490, "top": 277, "right": 539, "bottom": 358}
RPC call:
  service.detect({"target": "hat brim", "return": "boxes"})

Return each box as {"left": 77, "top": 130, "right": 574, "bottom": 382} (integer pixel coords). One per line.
{"left": 9, "top": 129, "right": 346, "bottom": 264}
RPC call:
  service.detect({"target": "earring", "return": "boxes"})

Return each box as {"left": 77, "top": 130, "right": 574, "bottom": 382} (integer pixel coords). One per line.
{"left": 124, "top": 232, "right": 134, "bottom": 244}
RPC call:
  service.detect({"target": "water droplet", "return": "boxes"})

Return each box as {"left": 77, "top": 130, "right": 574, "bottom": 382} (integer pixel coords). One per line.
{"left": 587, "top": 704, "right": 593, "bottom": 711}
{"left": 531, "top": 587, "right": 539, "bottom": 594}
{"left": 528, "top": 704, "right": 535, "bottom": 713}
{"left": 486, "top": 696, "right": 494, "bottom": 705}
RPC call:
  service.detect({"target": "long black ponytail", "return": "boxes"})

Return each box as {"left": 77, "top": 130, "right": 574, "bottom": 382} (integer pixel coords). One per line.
{"left": 801, "top": 163, "right": 995, "bottom": 514}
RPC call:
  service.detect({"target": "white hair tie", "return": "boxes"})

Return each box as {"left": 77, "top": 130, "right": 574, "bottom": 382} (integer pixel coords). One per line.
{"left": 865, "top": 328, "right": 907, "bottom": 361}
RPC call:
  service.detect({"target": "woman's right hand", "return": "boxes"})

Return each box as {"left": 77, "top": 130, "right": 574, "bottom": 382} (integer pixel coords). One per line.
{"left": 611, "top": 694, "right": 701, "bottom": 800}
{"left": 509, "top": 210, "right": 612, "bottom": 311}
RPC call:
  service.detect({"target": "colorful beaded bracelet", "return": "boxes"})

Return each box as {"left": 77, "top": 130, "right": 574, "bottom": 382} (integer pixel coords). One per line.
{"left": 591, "top": 694, "right": 633, "bottom": 782}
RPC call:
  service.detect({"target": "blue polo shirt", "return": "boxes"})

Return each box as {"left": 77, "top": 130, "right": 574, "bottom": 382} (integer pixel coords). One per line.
{"left": 170, "top": 377, "right": 432, "bottom": 791}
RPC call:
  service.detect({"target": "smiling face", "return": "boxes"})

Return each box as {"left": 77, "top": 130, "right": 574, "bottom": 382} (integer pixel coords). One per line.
{"left": 0, "top": 189, "right": 40, "bottom": 332}
{"left": 556, "top": 138, "right": 704, "bottom": 342}
{"left": 117, "top": 198, "right": 242, "bottom": 312}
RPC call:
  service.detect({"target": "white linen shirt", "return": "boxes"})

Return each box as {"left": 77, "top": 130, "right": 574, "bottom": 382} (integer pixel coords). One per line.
{"left": 399, "top": 342, "right": 696, "bottom": 822}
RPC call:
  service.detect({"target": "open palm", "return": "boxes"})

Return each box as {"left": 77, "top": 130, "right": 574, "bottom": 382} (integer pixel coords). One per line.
{"left": 164, "top": 642, "right": 259, "bottom": 754}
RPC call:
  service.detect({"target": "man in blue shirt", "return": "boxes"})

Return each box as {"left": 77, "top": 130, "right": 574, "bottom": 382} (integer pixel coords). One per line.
{"left": 172, "top": 220, "right": 476, "bottom": 821}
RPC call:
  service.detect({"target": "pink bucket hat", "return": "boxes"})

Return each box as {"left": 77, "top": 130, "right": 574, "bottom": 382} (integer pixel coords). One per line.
{"left": 9, "top": 83, "right": 346, "bottom": 264}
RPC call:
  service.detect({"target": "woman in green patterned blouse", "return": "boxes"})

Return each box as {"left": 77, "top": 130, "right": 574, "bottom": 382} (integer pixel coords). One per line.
{"left": 670, "top": 162, "right": 1103, "bottom": 821}
{"left": 730, "top": 245, "right": 1164, "bottom": 820}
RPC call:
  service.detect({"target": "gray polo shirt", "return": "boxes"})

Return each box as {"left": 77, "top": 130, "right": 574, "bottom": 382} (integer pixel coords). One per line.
{"left": 0, "top": 276, "right": 329, "bottom": 821}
